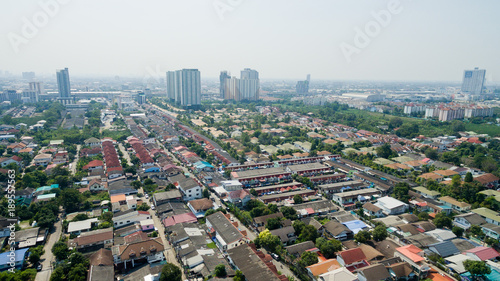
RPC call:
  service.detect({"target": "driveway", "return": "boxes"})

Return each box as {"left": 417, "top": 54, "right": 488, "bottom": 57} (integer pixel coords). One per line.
{"left": 118, "top": 143, "right": 132, "bottom": 166}
{"left": 70, "top": 145, "right": 81, "bottom": 175}
{"left": 35, "top": 216, "right": 62, "bottom": 281}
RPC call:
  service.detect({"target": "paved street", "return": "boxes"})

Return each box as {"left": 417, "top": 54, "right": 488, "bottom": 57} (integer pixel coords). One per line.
{"left": 35, "top": 216, "right": 62, "bottom": 281}
{"left": 70, "top": 144, "right": 81, "bottom": 175}
{"left": 140, "top": 188, "right": 186, "bottom": 281}
{"left": 118, "top": 143, "right": 132, "bottom": 166}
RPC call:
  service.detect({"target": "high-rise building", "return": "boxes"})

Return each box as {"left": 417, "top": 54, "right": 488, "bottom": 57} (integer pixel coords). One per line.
{"left": 56, "top": 68, "right": 73, "bottom": 105}
{"left": 29, "top": 82, "right": 43, "bottom": 97}
{"left": 22, "top": 72, "right": 35, "bottom": 80}
{"left": 22, "top": 90, "right": 38, "bottom": 103}
{"left": 166, "top": 71, "right": 176, "bottom": 100}
{"left": 241, "top": 68, "right": 259, "bottom": 80}
{"left": 461, "top": 67, "right": 486, "bottom": 95}
{"left": 171, "top": 69, "right": 201, "bottom": 107}
{"left": 219, "top": 71, "right": 230, "bottom": 99}
{"left": 136, "top": 91, "right": 146, "bottom": 104}
{"left": 296, "top": 74, "right": 310, "bottom": 94}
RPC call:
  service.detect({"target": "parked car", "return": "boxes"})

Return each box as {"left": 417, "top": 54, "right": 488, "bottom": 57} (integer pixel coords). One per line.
{"left": 271, "top": 253, "right": 280, "bottom": 261}
{"left": 36, "top": 264, "right": 43, "bottom": 272}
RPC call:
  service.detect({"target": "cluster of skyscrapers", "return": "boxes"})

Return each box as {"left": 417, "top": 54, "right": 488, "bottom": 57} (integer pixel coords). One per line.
{"left": 166, "top": 69, "right": 201, "bottom": 108}
{"left": 219, "top": 68, "right": 260, "bottom": 101}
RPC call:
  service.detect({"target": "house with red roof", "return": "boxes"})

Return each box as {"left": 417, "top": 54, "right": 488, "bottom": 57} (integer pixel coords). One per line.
{"left": 465, "top": 246, "right": 499, "bottom": 261}
{"left": 474, "top": 173, "right": 500, "bottom": 188}
{"left": 107, "top": 166, "right": 124, "bottom": 179}
{"left": 83, "top": 160, "right": 104, "bottom": 171}
{"left": 162, "top": 212, "right": 198, "bottom": 227}
{"left": 336, "top": 248, "right": 370, "bottom": 272}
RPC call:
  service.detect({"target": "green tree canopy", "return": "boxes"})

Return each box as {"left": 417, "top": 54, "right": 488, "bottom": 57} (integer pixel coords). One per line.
{"left": 160, "top": 263, "right": 182, "bottom": 281}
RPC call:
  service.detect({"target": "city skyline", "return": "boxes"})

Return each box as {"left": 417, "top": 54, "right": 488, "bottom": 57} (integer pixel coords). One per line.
{"left": 1, "top": 1, "right": 500, "bottom": 82}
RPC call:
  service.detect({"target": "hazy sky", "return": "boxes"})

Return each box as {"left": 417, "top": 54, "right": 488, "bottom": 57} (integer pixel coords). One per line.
{"left": 1, "top": 0, "right": 500, "bottom": 82}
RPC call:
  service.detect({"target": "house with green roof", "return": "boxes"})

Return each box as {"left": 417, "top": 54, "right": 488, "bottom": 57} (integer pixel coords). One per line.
{"left": 472, "top": 208, "right": 500, "bottom": 226}
{"left": 413, "top": 186, "right": 441, "bottom": 200}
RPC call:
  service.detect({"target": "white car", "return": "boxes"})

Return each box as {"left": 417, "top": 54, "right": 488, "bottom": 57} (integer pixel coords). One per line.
{"left": 151, "top": 205, "right": 155, "bottom": 210}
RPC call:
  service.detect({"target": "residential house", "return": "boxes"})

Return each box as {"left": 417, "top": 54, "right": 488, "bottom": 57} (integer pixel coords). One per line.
{"left": 67, "top": 218, "right": 99, "bottom": 235}
{"left": 270, "top": 226, "right": 297, "bottom": 245}
{"left": 253, "top": 213, "right": 284, "bottom": 232}
{"left": 206, "top": 212, "right": 248, "bottom": 252}
{"left": 337, "top": 248, "right": 370, "bottom": 272}
{"left": 112, "top": 238, "right": 165, "bottom": 269}
{"left": 439, "top": 196, "right": 471, "bottom": 212}
{"left": 472, "top": 208, "right": 500, "bottom": 226}
{"left": 413, "top": 186, "right": 441, "bottom": 200}
{"left": 187, "top": 198, "right": 214, "bottom": 218}
{"left": 33, "top": 153, "right": 52, "bottom": 166}
{"left": 323, "top": 220, "right": 353, "bottom": 241}
{"left": 70, "top": 228, "right": 113, "bottom": 250}
{"left": 331, "top": 188, "right": 379, "bottom": 209}
{"left": 285, "top": 241, "right": 316, "bottom": 257}
{"left": 453, "top": 213, "right": 486, "bottom": 230}
{"left": 357, "top": 264, "right": 391, "bottom": 281}
{"left": 87, "top": 178, "right": 108, "bottom": 192}
{"left": 464, "top": 246, "right": 500, "bottom": 261}
{"left": 374, "top": 196, "right": 409, "bottom": 216}
{"left": 85, "top": 137, "right": 101, "bottom": 147}
{"left": 153, "top": 189, "right": 183, "bottom": 206}
{"left": 83, "top": 160, "right": 104, "bottom": 171}
{"left": 474, "top": 173, "right": 500, "bottom": 188}
{"left": 481, "top": 223, "right": 500, "bottom": 240}
{"left": 228, "top": 189, "right": 252, "bottom": 208}
{"left": 0, "top": 248, "right": 29, "bottom": 271}
{"left": 306, "top": 259, "right": 341, "bottom": 280}
{"left": 113, "top": 211, "right": 151, "bottom": 229}
{"left": 292, "top": 200, "right": 339, "bottom": 218}
{"left": 394, "top": 245, "right": 430, "bottom": 278}
{"left": 140, "top": 219, "right": 155, "bottom": 232}
{"left": 427, "top": 241, "right": 460, "bottom": 258}
{"left": 226, "top": 244, "right": 283, "bottom": 281}
{"left": 317, "top": 267, "right": 358, "bottom": 281}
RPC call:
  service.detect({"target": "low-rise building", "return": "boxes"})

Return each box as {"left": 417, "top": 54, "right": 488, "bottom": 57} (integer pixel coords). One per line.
{"left": 439, "top": 196, "right": 471, "bottom": 212}
{"left": 112, "top": 237, "right": 165, "bottom": 269}
{"left": 206, "top": 211, "right": 248, "bottom": 252}
{"left": 113, "top": 211, "right": 151, "bottom": 229}
{"left": 374, "top": 196, "right": 408, "bottom": 216}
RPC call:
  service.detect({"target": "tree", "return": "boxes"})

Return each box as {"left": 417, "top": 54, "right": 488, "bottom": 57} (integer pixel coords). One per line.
{"left": 418, "top": 212, "right": 429, "bottom": 221}
{"left": 266, "top": 217, "right": 283, "bottom": 230}
{"left": 281, "top": 206, "right": 298, "bottom": 220}
{"left": 463, "top": 260, "right": 491, "bottom": 280}
{"left": 250, "top": 188, "right": 257, "bottom": 196}
{"left": 138, "top": 203, "right": 150, "bottom": 211}
{"left": 354, "top": 230, "right": 371, "bottom": 243}
{"left": 470, "top": 225, "right": 483, "bottom": 237}
{"left": 215, "top": 264, "right": 227, "bottom": 277}
{"left": 298, "top": 225, "right": 319, "bottom": 242}
{"left": 52, "top": 241, "right": 69, "bottom": 260}
{"left": 259, "top": 229, "right": 281, "bottom": 253}
{"left": 389, "top": 117, "right": 403, "bottom": 129}
{"left": 376, "top": 143, "right": 393, "bottom": 159}
{"left": 67, "top": 264, "right": 87, "bottom": 281}
{"left": 393, "top": 183, "right": 410, "bottom": 202}
{"left": 233, "top": 270, "right": 245, "bottom": 281}
{"left": 29, "top": 245, "right": 45, "bottom": 265}
{"left": 433, "top": 212, "right": 452, "bottom": 228}
{"left": 424, "top": 148, "right": 438, "bottom": 160}
{"left": 452, "top": 226, "right": 464, "bottom": 237}
{"left": 293, "top": 194, "right": 303, "bottom": 204}
{"left": 465, "top": 172, "right": 473, "bottom": 183}
{"left": 60, "top": 188, "right": 82, "bottom": 213}
{"left": 293, "top": 220, "right": 306, "bottom": 236}
{"left": 372, "top": 225, "right": 388, "bottom": 242}
{"left": 299, "top": 251, "right": 318, "bottom": 268}
{"left": 203, "top": 188, "right": 210, "bottom": 198}
{"left": 160, "top": 263, "right": 182, "bottom": 281}
{"left": 316, "top": 238, "right": 341, "bottom": 259}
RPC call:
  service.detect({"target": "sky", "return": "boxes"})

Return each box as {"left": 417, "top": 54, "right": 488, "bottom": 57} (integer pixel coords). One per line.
{"left": 1, "top": 0, "right": 500, "bottom": 82}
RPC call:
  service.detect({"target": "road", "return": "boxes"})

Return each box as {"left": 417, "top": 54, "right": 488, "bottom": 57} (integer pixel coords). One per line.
{"left": 140, "top": 188, "right": 186, "bottom": 281}
{"left": 35, "top": 215, "right": 62, "bottom": 281}
{"left": 118, "top": 143, "right": 132, "bottom": 166}
{"left": 70, "top": 145, "right": 81, "bottom": 175}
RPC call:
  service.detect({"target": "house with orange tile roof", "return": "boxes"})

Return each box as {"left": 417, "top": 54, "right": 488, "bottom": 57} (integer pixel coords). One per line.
{"left": 394, "top": 245, "right": 430, "bottom": 278}
{"left": 305, "top": 259, "right": 341, "bottom": 279}
{"left": 418, "top": 173, "right": 444, "bottom": 182}
{"left": 433, "top": 170, "right": 459, "bottom": 178}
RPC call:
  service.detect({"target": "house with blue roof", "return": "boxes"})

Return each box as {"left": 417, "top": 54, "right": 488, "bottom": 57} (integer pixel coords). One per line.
{"left": 35, "top": 184, "right": 59, "bottom": 194}
{"left": 0, "top": 248, "right": 29, "bottom": 271}
{"left": 193, "top": 161, "right": 214, "bottom": 172}
{"left": 342, "top": 220, "right": 369, "bottom": 234}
